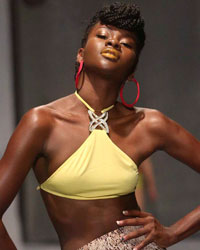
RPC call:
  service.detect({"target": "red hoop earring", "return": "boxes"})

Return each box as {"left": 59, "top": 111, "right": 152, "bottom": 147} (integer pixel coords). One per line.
{"left": 120, "top": 78, "right": 140, "bottom": 108}
{"left": 75, "top": 60, "right": 84, "bottom": 89}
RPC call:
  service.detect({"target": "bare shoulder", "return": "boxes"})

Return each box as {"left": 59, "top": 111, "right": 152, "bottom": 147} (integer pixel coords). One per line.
{"left": 137, "top": 107, "right": 182, "bottom": 148}
{"left": 2, "top": 105, "right": 57, "bottom": 163}
{"left": 140, "top": 108, "right": 170, "bottom": 129}
{"left": 135, "top": 107, "right": 179, "bottom": 136}
{"left": 115, "top": 103, "right": 171, "bottom": 130}
{"left": 17, "top": 93, "right": 77, "bottom": 139}
{"left": 116, "top": 102, "right": 174, "bottom": 131}
{"left": 19, "top": 105, "right": 55, "bottom": 133}
{"left": 45, "top": 93, "right": 77, "bottom": 113}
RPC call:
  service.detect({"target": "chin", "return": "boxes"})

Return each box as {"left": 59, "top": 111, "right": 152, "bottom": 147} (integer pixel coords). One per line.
{"left": 99, "top": 57, "right": 120, "bottom": 70}
{"left": 85, "top": 57, "right": 125, "bottom": 79}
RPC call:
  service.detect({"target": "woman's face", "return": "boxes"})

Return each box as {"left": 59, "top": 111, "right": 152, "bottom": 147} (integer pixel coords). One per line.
{"left": 79, "top": 22, "right": 138, "bottom": 81}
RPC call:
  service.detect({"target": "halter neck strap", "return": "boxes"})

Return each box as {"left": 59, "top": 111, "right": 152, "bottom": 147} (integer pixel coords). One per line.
{"left": 75, "top": 91, "right": 115, "bottom": 113}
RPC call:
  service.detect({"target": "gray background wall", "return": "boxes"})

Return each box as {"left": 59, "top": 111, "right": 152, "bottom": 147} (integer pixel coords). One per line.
{"left": 1, "top": 0, "right": 200, "bottom": 249}
{"left": 0, "top": 0, "right": 22, "bottom": 247}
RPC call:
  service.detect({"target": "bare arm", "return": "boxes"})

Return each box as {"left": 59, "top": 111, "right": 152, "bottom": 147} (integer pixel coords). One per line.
{"left": 139, "top": 158, "right": 157, "bottom": 201}
{"left": 117, "top": 206, "right": 200, "bottom": 250}
{"left": 0, "top": 221, "right": 16, "bottom": 250}
{"left": 160, "top": 113, "right": 200, "bottom": 173}
{"left": 0, "top": 108, "right": 52, "bottom": 249}
{"left": 169, "top": 205, "right": 200, "bottom": 243}
{"left": 118, "top": 110, "right": 200, "bottom": 249}
{"left": 135, "top": 158, "right": 157, "bottom": 210}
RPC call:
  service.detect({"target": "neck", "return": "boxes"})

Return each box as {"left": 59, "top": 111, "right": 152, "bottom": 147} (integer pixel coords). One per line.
{"left": 77, "top": 71, "right": 123, "bottom": 112}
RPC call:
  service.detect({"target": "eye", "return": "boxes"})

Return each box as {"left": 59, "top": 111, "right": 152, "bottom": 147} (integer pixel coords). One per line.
{"left": 121, "top": 42, "right": 132, "bottom": 49}
{"left": 96, "top": 34, "right": 107, "bottom": 39}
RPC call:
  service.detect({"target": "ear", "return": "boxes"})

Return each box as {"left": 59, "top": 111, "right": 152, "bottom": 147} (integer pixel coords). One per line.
{"left": 76, "top": 48, "right": 84, "bottom": 63}
{"left": 127, "top": 72, "right": 135, "bottom": 81}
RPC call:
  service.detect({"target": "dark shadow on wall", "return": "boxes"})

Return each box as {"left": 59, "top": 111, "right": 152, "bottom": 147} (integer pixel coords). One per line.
{"left": 10, "top": 0, "right": 200, "bottom": 243}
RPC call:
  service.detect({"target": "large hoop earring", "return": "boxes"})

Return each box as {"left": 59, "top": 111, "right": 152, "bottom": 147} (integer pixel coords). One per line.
{"left": 120, "top": 77, "right": 140, "bottom": 108}
{"left": 75, "top": 60, "right": 84, "bottom": 89}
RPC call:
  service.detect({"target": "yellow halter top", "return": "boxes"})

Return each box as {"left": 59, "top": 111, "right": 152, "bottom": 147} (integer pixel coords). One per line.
{"left": 37, "top": 91, "right": 139, "bottom": 200}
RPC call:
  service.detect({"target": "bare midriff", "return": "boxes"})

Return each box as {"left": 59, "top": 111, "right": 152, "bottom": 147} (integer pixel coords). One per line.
{"left": 41, "top": 191, "right": 139, "bottom": 250}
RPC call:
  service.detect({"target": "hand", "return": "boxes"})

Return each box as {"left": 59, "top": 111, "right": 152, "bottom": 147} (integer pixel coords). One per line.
{"left": 116, "top": 210, "right": 175, "bottom": 250}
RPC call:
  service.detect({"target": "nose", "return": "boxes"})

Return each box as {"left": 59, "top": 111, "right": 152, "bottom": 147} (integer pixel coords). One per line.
{"left": 105, "top": 39, "right": 121, "bottom": 50}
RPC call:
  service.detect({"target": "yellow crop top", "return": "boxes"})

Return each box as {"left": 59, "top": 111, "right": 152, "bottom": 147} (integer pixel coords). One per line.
{"left": 37, "top": 91, "right": 139, "bottom": 200}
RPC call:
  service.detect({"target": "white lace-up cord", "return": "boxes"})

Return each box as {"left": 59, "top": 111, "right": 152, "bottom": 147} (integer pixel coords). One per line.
{"left": 88, "top": 110, "right": 109, "bottom": 133}
{"left": 75, "top": 91, "right": 115, "bottom": 134}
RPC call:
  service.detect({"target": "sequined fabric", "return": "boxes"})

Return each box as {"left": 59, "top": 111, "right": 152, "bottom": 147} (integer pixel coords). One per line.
{"left": 78, "top": 226, "right": 166, "bottom": 250}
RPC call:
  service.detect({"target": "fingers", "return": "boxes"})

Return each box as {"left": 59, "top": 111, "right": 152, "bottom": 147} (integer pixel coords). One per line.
{"left": 117, "top": 217, "right": 147, "bottom": 227}
{"left": 123, "top": 209, "right": 151, "bottom": 218}
{"left": 123, "top": 226, "right": 149, "bottom": 241}
{"left": 133, "top": 234, "right": 153, "bottom": 250}
{"left": 117, "top": 209, "right": 167, "bottom": 250}
{"left": 117, "top": 210, "right": 156, "bottom": 228}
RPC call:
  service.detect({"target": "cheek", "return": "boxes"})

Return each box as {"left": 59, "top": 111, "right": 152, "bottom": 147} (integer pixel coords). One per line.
{"left": 123, "top": 52, "right": 137, "bottom": 72}
{"left": 83, "top": 39, "right": 104, "bottom": 65}
{"left": 127, "top": 50, "right": 137, "bottom": 62}
{"left": 84, "top": 38, "right": 102, "bottom": 56}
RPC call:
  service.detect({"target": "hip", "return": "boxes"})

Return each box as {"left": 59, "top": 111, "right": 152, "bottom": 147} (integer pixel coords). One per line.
{"left": 78, "top": 225, "right": 166, "bottom": 250}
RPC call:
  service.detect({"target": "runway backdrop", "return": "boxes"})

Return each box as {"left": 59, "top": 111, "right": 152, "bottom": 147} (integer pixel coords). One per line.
{"left": 10, "top": 0, "right": 200, "bottom": 243}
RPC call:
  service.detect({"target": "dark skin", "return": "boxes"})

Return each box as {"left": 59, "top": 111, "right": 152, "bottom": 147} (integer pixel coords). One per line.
{"left": 0, "top": 22, "right": 200, "bottom": 250}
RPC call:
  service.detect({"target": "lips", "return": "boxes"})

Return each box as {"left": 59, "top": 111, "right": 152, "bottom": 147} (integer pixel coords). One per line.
{"left": 101, "top": 48, "right": 120, "bottom": 61}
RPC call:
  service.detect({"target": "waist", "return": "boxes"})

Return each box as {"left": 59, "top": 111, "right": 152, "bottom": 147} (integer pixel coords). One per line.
{"left": 43, "top": 192, "right": 139, "bottom": 248}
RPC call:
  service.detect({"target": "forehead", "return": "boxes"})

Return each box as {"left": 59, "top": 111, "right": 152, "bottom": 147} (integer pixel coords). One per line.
{"left": 89, "top": 22, "right": 136, "bottom": 39}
